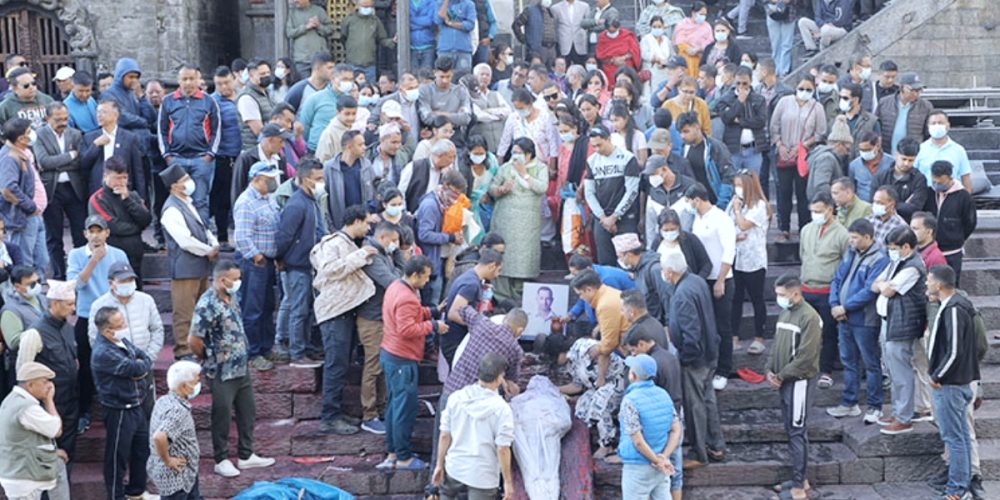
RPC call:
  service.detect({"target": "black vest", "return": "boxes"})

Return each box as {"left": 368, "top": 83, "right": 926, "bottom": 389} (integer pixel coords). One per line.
{"left": 30, "top": 314, "right": 78, "bottom": 420}
{"left": 885, "top": 253, "right": 927, "bottom": 341}
{"left": 404, "top": 159, "right": 433, "bottom": 213}
{"left": 162, "top": 195, "right": 212, "bottom": 279}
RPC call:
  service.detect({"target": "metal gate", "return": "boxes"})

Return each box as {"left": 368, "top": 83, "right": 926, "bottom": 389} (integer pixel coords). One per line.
{"left": 0, "top": 7, "right": 74, "bottom": 97}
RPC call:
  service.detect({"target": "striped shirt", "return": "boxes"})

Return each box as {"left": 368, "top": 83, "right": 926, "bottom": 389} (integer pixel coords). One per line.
{"left": 233, "top": 186, "right": 279, "bottom": 259}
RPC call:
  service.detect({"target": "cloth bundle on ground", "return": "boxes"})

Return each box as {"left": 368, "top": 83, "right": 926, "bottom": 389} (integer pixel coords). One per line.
{"left": 232, "top": 478, "right": 354, "bottom": 499}
{"left": 510, "top": 375, "right": 573, "bottom": 499}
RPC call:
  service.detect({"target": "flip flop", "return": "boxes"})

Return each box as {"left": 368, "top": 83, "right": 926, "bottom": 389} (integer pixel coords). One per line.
{"left": 773, "top": 480, "right": 811, "bottom": 493}
{"left": 374, "top": 457, "right": 396, "bottom": 470}
{"left": 818, "top": 374, "right": 834, "bottom": 389}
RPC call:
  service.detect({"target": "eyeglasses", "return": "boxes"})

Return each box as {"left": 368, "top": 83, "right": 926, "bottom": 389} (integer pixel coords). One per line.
{"left": 19, "top": 81, "right": 36, "bottom": 89}
{"left": 16, "top": 61, "right": 28, "bottom": 67}
{"left": 544, "top": 93, "right": 560, "bottom": 100}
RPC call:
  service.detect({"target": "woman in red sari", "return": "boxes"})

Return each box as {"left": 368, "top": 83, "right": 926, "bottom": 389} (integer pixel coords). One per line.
{"left": 595, "top": 19, "right": 642, "bottom": 90}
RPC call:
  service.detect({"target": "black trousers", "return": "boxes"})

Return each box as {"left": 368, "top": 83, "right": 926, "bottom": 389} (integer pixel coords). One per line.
{"left": 42, "top": 183, "right": 87, "bottom": 280}
{"left": 804, "top": 291, "right": 839, "bottom": 374}
{"left": 210, "top": 156, "right": 235, "bottom": 243}
{"left": 760, "top": 147, "right": 774, "bottom": 199}
{"left": 732, "top": 268, "right": 767, "bottom": 340}
{"left": 74, "top": 318, "right": 95, "bottom": 419}
{"left": 708, "top": 277, "right": 734, "bottom": 377}
{"left": 776, "top": 166, "right": 810, "bottom": 233}
{"left": 150, "top": 154, "right": 170, "bottom": 244}
{"left": 565, "top": 46, "right": 589, "bottom": 66}
{"left": 945, "top": 252, "right": 963, "bottom": 287}
{"left": 592, "top": 215, "right": 638, "bottom": 266}
{"left": 103, "top": 406, "right": 150, "bottom": 500}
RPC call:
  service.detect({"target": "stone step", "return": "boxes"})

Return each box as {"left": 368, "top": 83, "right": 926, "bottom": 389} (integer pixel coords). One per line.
{"left": 595, "top": 482, "right": 1000, "bottom": 500}
{"left": 720, "top": 407, "right": 843, "bottom": 444}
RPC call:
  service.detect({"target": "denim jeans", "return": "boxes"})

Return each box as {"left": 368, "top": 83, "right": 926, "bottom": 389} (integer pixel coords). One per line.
{"left": 381, "top": 350, "right": 419, "bottom": 461}
{"left": 238, "top": 257, "right": 276, "bottom": 358}
{"left": 171, "top": 156, "right": 215, "bottom": 223}
{"left": 279, "top": 269, "right": 314, "bottom": 359}
{"left": 669, "top": 420, "right": 683, "bottom": 491}
{"left": 353, "top": 65, "right": 376, "bottom": 84}
{"left": 730, "top": 147, "right": 763, "bottom": 176}
{"left": 766, "top": 17, "right": 796, "bottom": 76}
{"left": 838, "top": 324, "right": 883, "bottom": 408}
{"left": 8, "top": 214, "right": 48, "bottom": 280}
{"left": 726, "top": 0, "right": 754, "bottom": 33}
{"left": 320, "top": 315, "right": 355, "bottom": 422}
{"left": 411, "top": 48, "right": 436, "bottom": 70}
{"left": 473, "top": 44, "right": 490, "bottom": 65}
{"left": 884, "top": 337, "right": 916, "bottom": 424}
{"left": 622, "top": 463, "right": 671, "bottom": 499}
{"left": 934, "top": 384, "right": 973, "bottom": 496}
{"left": 437, "top": 51, "right": 472, "bottom": 73}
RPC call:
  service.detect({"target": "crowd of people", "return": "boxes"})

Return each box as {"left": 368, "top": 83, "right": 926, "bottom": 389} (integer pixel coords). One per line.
{"left": 0, "top": 0, "right": 988, "bottom": 499}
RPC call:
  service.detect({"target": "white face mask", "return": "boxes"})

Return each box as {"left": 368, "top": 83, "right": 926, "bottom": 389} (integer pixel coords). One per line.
{"left": 888, "top": 249, "right": 901, "bottom": 262}
{"left": 695, "top": 14, "right": 706, "bottom": 23}
{"left": 929, "top": 124, "right": 948, "bottom": 140}
{"left": 240, "top": 69, "right": 250, "bottom": 84}
{"left": 660, "top": 230, "right": 679, "bottom": 242}
{"left": 838, "top": 99, "right": 852, "bottom": 113}
{"left": 404, "top": 88, "right": 420, "bottom": 102}
{"left": 871, "top": 202, "right": 887, "bottom": 217}
{"left": 385, "top": 204, "right": 404, "bottom": 217}
{"left": 817, "top": 82, "right": 837, "bottom": 94}
{"left": 183, "top": 179, "right": 196, "bottom": 196}
{"left": 339, "top": 81, "right": 354, "bottom": 93}
{"left": 606, "top": 30, "right": 619, "bottom": 39}
{"left": 541, "top": 0, "right": 552, "bottom": 7}
{"left": 25, "top": 283, "right": 41, "bottom": 297}
{"left": 187, "top": 382, "right": 202, "bottom": 400}
{"left": 715, "top": 74, "right": 724, "bottom": 88}
{"left": 116, "top": 281, "right": 137, "bottom": 297}
{"left": 510, "top": 153, "right": 526, "bottom": 164}
{"left": 797, "top": 89, "right": 814, "bottom": 102}
{"left": 585, "top": 63, "right": 598, "bottom": 72}
{"left": 27, "top": 128, "right": 37, "bottom": 146}
{"left": 859, "top": 67, "right": 872, "bottom": 81}
{"left": 714, "top": 31, "right": 728, "bottom": 42}
{"left": 505, "top": 55, "right": 514, "bottom": 65}
{"left": 560, "top": 132, "right": 576, "bottom": 143}
{"left": 776, "top": 295, "right": 792, "bottom": 310}
{"left": 811, "top": 210, "right": 827, "bottom": 224}
{"left": 648, "top": 174, "right": 664, "bottom": 188}
{"left": 113, "top": 328, "right": 129, "bottom": 341}
{"left": 734, "top": 186, "right": 744, "bottom": 199}
{"left": 617, "top": 258, "right": 632, "bottom": 270}
{"left": 274, "top": 67, "right": 287, "bottom": 80}
{"left": 359, "top": 6, "right": 374, "bottom": 15}
{"left": 517, "top": 107, "right": 531, "bottom": 118}
{"left": 226, "top": 279, "right": 242, "bottom": 295}
{"left": 312, "top": 181, "right": 326, "bottom": 197}
{"left": 386, "top": 242, "right": 399, "bottom": 253}
{"left": 469, "top": 153, "right": 486, "bottom": 164}
{"left": 860, "top": 149, "right": 877, "bottom": 162}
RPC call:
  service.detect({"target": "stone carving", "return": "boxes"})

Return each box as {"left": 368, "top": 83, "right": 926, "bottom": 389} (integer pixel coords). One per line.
{"left": 0, "top": 0, "right": 99, "bottom": 56}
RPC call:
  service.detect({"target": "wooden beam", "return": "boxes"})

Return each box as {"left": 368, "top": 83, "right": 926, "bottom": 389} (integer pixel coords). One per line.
{"left": 275, "top": 0, "right": 289, "bottom": 61}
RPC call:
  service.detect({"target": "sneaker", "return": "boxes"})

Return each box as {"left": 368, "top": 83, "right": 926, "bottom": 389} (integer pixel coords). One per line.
{"left": 826, "top": 404, "right": 862, "bottom": 418}
{"left": 340, "top": 414, "right": 362, "bottom": 426}
{"left": 266, "top": 350, "right": 291, "bottom": 364}
{"left": 290, "top": 356, "right": 323, "bottom": 369}
{"left": 817, "top": 374, "right": 834, "bottom": 389}
{"left": 880, "top": 421, "right": 914, "bottom": 435}
{"left": 863, "top": 409, "right": 883, "bottom": 425}
{"left": 238, "top": 453, "right": 276, "bottom": 469}
{"left": 970, "top": 474, "right": 986, "bottom": 500}
{"left": 713, "top": 375, "right": 728, "bottom": 391}
{"left": 249, "top": 355, "right": 274, "bottom": 371}
{"left": 362, "top": 418, "right": 387, "bottom": 435}
{"left": 319, "top": 419, "right": 359, "bottom": 435}
{"left": 214, "top": 459, "right": 240, "bottom": 477}
{"left": 877, "top": 415, "right": 896, "bottom": 427}
{"left": 912, "top": 411, "right": 934, "bottom": 423}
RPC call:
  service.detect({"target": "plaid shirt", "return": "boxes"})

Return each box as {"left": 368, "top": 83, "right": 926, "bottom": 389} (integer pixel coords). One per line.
{"left": 233, "top": 187, "right": 279, "bottom": 259}
{"left": 443, "top": 305, "right": 524, "bottom": 394}
{"left": 868, "top": 212, "right": 908, "bottom": 246}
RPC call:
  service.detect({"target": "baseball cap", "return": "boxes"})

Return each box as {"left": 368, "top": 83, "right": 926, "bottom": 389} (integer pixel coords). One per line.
{"left": 108, "top": 261, "right": 137, "bottom": 281}
{"left": 625, "top": 354, "right": 657, "bottom": 381}
{"left": 588, "top": 125, "right": 610, "bottom": 139}
{"left": 248, "top": 161, "right": 281, "bottom": 179}
{"left": 381, "top": 99, "right": 404, "bottom": 119}
{"left": 643, "top": 154, "right": 669, "bottom": 176}
{"left": 647, "top": 129, "right": 671, "bottom": 151}
{"left": 85, "top": 214, "right": 108, "bottom": 230}
{"left": 260, "top": 123, "right": 293, "bottom": 140}
{"left": 898, "top": 72, "right": 924, "bottom": 89}
{"left": 53, "top": 66, "right": 75, "bottom": 81}
{"left": 665, "top": 56, "right": 688, "bottom": 69}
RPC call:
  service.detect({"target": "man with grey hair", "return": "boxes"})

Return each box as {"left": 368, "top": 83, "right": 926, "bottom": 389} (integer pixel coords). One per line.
{"left": 565, "top": 64, "right": 587, "bottom": 100}
{"left": 398, "top": 138, "right": 457, "bottom": 212}
{"left": 148, "top": 360, "right": 203, "bottom": 500}
{"left": 660, "top": 251, "right": 726, "bottom": 469}
{"left": 370, "top": 122, "right": 404, "bottom": 183}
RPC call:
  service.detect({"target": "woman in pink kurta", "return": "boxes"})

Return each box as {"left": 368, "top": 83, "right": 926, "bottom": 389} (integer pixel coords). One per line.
{"left": 672, "top": 4, "right": 713, "bottom": 77}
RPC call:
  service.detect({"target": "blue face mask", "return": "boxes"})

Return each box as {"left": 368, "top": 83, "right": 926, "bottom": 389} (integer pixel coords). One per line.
{"left": 933, "top": 182, "right": 950, "bottom": 192}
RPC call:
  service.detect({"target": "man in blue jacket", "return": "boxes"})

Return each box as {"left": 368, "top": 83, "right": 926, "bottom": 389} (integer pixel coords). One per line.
{"left": 435, "top": 0, "right": 477, "bottom": 73}
{"left": 158, "top": 64, "right": 222, "bottom": 223}
{"left": 99, "top": 58, "right": 153, "bottom": 153}
{"left": 211, "top": 66, "right": 244, "bottom": 245}
{"left": 797, "top": 0, "right": 853, "bottom": 54}
{"left": 90, "top": 305, "right": 153, "bottom": 500}
{"left": 827, "top": 218, "right": 889, "bottom": 424}
{"left": 0, "top": 119, "right": 40, "bottom": 262}
{"left": 63, "top": 71, "right": 99, "bottom": 133}
{"left": 275, "top": 159, "right": 326, "bottom": 368}
{"left": 409, "top": 0, "right": 439, "bottom": 74}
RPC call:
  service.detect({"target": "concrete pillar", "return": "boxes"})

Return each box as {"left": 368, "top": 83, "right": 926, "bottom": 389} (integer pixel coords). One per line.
{"left": 397, "top": 0, "right": 410, "bottom": 73}
{"left": 275, "top": 0, "right": 289, "bottom": 60}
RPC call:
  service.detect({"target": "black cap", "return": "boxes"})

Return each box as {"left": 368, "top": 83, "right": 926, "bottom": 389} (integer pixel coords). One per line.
{"left": 588, "top": 125, "right": 610, "bottom": 139}
{"left": 158, "top": 164, "right": 187, "bottom": 187}
{"left": 108, "top": 261, "right": 137, "bottom": 281}
{"left": 260, "top": 123, "right": 293, "bottom": 140}
{"left": 665, "top": 56, "right": 688, "bottom": 69}
{"left": 85, "top": 214, "right": 108, "bottom": 230}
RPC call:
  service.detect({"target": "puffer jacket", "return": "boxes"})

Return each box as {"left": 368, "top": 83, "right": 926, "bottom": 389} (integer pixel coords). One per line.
{"left": 310, "top": 231, "right": 375, "bottom": 324}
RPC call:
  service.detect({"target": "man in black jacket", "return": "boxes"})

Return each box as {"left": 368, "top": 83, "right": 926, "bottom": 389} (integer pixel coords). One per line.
{"left": 612, "top": 233, "right": 667, "bottom": 324}
{"left": 925, "top": 265, "right": 980, "bottom": 500}
{"left": 660, "top": 251, "right": 725, "bottom": 469}
{"left": 873, "top": 136, "right": 927, "bottom": 222}
{"left": 716, "top": 67, "right": 768, "bottom": 175}
{"left": 81, "top": 100, "right": 146, "bottom": 200}
{"left": 928, "top": 160, "right": 976, "bottom": 286}
{"left": 34, "top": 102, "right": 87, "bottom": 280}
{"left": 89, "top": 157, "right": 153, "bottom": 286}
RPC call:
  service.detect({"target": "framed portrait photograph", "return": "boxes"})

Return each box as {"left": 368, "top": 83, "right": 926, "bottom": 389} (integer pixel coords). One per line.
{"left": 521, "top": 282, "right": 569, "bottom": 340}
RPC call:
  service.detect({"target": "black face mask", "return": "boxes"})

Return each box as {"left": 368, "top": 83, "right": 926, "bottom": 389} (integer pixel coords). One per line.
{"left": 257, "top": 75, "right": 274, "bottom": 89}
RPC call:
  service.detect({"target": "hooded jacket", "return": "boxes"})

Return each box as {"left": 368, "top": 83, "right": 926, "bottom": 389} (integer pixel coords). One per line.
{"left": 100, "top": 59, "right": 151, "bottom": 145}
{"left": 930, "top": 182, "right": 976, "bottom": 253}
{"left": 440, "top": 382, "right": 515, "bottom": 490}
{"left": 927, "top": 292, "right": 980, "bottom": 386}
{"left": 805, "top": 144, "right": 843, "bottom": 201}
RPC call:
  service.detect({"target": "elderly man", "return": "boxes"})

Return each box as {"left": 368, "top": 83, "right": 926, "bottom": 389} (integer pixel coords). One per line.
{"left": 370, "top": 122, "right": 405, "bottom": 183}
{"left": 17, "top": 280, "right": 80, "bottom": 461}
{"left": 148, "top": 360, "right": 202, "bottom": 500}
{"left": 34, "top": 102, "right": 86, "bottom": 281}
{"left": 91, "top": 306, "right": 153, "bottom": 500}
{"left": 399, "top": 139, "right": 458, "bottom": 212}
{"left": 89, "top": 261, "right": 164, "bottom": 416}
{"left": 613, "top": 233, "right": 667, "bottom": 323}
{"left": 0, "top": 67, "right": 53, "bottom": 128}
{"left": 660, "top": 251, "right": 725, "bottom": 469}
{"left": 414, "top": 169, "right": 467, "bottom": 304}
{"left": 0, "top": 362, "right": 70, "bottom": 500}
{"left": 189, "top": 260, "right": 275, "bottom": 477}
{"left": 159, "top": 164, "right": 220, "bottom": 360}
{"left": 158, "top": 64, "right": 222, "bottom": 223}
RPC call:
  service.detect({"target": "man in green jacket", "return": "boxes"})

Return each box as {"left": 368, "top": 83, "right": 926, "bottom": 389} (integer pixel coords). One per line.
{"left": 286, "top": 0, "right": 335, "bottom": 76}
{"left": 767, "top": 274, "right": 821, "bottom": 500}
{"left": 0, "top": 68, "right": 53, "bottom": 129}
{"left": 831, "top": 177, "right": 872, "bottom": 228}
{"left": 341, "top": 0, "right": 396, "bottom": 84}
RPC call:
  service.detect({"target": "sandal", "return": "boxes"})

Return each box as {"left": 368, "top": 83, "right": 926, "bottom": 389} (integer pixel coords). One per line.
{"left": 395, "top": 457, "right": 429, "bottom": 470}
{"left": 772, "top": 489, "right": 809, "bottom": 500}
{"left": 748, "top": 340, "right": 766, "bottom": 355}
{"left": 375, "top": 457, "right": 396, "bottom": 470}
{"left": 773, "top": 480, "right": 811, "bottom": 493}
{"left": 817, "top": 374, "right": 834, "bottom": 389}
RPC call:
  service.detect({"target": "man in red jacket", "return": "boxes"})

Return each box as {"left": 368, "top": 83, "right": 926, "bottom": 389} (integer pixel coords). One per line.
{"left": 379, "top": 255, "right": 447, "bottom": 471}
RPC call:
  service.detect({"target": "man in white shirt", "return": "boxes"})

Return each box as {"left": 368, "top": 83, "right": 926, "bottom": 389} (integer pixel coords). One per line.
{"left": 80, "top": 100, "right": 146, "bottom": 199}
{"left": 433, "top": 353, "right": 515, "bottom": 499}
{"left": 685, "top": 183, "right": 736, "bottom": 390}
{"left": 158, "top": 164, "right": 220, "bottom": 361}
{"left": 0, "top": 362, "right": 71, "bottom": 500}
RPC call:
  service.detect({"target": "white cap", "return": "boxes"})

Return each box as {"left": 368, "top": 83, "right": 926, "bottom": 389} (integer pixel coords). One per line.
{"left": 381, "top": 99, "right": 404, "bottom": 119}
{"left": 53, "top": 66, "right": 75, "bottom": 81}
